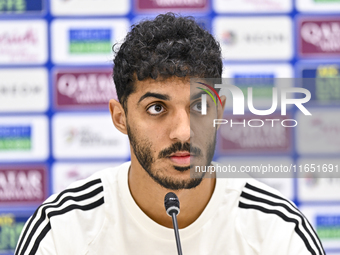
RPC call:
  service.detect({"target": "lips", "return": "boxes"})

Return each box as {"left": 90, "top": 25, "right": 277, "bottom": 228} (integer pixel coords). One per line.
{"left": 169, "top": 152, "right": 191, "bottom": 165}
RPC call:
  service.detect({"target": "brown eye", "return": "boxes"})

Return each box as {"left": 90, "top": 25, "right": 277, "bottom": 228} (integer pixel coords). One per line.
{"left": 147, "top": 104, "right": 165, "bottom": 115}
{"left": 154, "top": 105, "right": 162, "bottom": 112}
{"left": 192, "top": 102, "right": 202, "bottom": 112}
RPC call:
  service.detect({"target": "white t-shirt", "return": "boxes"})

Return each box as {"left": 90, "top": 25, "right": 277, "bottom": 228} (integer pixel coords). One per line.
{"left": 15, "top": 162, "right": 325, "bottom": 255}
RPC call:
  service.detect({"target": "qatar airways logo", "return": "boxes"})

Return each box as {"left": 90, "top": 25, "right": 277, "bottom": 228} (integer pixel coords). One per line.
{"left": 198, "top": 83, "right": 312, "bottom": 128}
{"left": 301, "top": 21, "right": 340, "bottom": 52}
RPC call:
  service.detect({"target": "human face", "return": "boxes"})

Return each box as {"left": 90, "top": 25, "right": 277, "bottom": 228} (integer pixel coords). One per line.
{"left": 125, "top": 77, "right": 220, "bottom": 190}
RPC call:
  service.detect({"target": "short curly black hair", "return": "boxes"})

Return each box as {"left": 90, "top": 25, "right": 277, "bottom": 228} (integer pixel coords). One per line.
{"left": 113, "top": 13, "right": 222, "bottom": 111}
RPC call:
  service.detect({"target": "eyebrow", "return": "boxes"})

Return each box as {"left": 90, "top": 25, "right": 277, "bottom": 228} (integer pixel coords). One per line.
{"left": 137, "top": 92, "right": 171, "bottom": 105}
{"left": 190, "top": 91, "right": 209, "bottom": 101}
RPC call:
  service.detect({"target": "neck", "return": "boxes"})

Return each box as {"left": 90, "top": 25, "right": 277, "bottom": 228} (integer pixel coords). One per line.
{"left": 128, "top": 158, "right": 216, "bottom": 229}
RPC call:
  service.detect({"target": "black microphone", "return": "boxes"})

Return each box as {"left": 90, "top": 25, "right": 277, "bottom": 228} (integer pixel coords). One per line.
{"left": 164, "top": 192, "right": 183, "bottom": 255}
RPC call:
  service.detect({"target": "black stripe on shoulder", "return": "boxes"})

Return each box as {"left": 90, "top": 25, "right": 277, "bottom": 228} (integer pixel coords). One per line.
{"left": 240, "top": 182, "right": 325, "bottom": 255}
{"left": 28, "top": 223, "right": 51, "bottom": 255}
{"left": 239, "top": 202, "right": 317, "bottom": 255}
{"left": 244, "top": 182, "right": 325, "bottom": 255}
{"left": 29, "top": 198, "right": 104, "bottom": 255}
{"left": 16, "top": 178, "right": 103, "bottom": 255}
{"left": 245, "top": 182, "right": 296, "bottom": 206}
{"left": 21, "top": 186, "right": 104, "bottom": 255}
{"left": 240, "top": 191, "right": 323, "bottom": 255}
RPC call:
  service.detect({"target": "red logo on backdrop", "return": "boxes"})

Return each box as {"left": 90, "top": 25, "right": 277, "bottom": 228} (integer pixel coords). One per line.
{"left": 0, "top": 165, "right": 48, "bottom": 205}
{"left": 299, "top": 17, "right": 340, "bottom": 57}
{"left": 216, "top": 115, "right": 292, "bottom": 154}
{"left": 54, "top": 69, "right": 117, "bottom": 109}
{"left": 0, "top": 29, "right": 37, "bottom": 45}
{"left": 137, "top": 0, "right": 207, "bottom": 11}
{"left": 0, "top": 28, "right": 41, "bottom": 62}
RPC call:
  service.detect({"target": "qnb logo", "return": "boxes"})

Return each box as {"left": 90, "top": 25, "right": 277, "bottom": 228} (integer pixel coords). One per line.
{"left": 200, "top": 83, "right": 311, "bottom": 116}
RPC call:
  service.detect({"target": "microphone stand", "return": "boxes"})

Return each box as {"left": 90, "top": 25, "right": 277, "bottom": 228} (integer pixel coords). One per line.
{"left": 171, "top": 212, "right": 183, "bottom": 255}
{"left": 164, "top": 192, "right": 183, "bottom": 255}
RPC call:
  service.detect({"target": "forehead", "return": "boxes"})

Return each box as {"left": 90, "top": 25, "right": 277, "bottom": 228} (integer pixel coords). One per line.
{"left": 127, "top": 76, "right": 191, "bottom": 104}
{"left": 130, "top": 77, "right": 211, "bottom": 96}
{"left": 134, "top": 76, "right": 190, "bottom": 93}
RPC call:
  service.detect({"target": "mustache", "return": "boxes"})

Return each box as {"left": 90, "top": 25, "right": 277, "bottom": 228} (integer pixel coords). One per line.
{"left": 158, "top": 142, "right": 202, "bottom": 159}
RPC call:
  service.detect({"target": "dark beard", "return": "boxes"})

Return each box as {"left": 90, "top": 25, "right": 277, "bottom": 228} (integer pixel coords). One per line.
{"left": 126, "top": 123, "right": 216, "bottom": 190}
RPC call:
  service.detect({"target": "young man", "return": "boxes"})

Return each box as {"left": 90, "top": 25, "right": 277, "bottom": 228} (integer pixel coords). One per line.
{"left": 15, "top": 13, "right": 325, "bottom": 255}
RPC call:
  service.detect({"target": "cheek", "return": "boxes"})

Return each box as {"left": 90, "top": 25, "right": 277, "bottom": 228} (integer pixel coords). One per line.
{"left": 141, "top": 118, "right": 169, "bottom": 140}
{"left": 192, "top": 128, "right": 215, "bottom": 147}
{"left": 191, "top": 116, "right": 217, "bottom": 155}
{"left": 127, "top": 114, "right": 150, "bottom": 135}
{"left": 191, "top": 116, "right": 215, "bottom": 138}
{"left": 130, "top": 123, "right": 163, "bottom": 150}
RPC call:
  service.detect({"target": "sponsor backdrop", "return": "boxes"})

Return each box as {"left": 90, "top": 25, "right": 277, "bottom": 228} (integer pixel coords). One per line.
{"left": 0, "top": 0, "right": 339, "bottom": 254}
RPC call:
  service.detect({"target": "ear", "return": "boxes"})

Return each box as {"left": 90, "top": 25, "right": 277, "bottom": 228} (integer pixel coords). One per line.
{"left": 216, "top": 95, "right": 226, "bottom": 130}
{"left": 109, "top": 99, "right": 127, "bottom": 135}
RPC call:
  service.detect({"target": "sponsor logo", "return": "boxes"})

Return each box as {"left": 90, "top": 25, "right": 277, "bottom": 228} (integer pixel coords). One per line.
{"left": 0, "top": 0, "right": 26, "bottom": 12}
{"left": 317, "top": 215, "right": 340, "bottom": 239}
{"left": 221, "top": 30, "right": 287, "bottom": 46}
{"left": 314, "top": 0, "right": 340, "bottom": 2}
{"left": 301, "top": 65, "right": 340, "bottom": 104}
{"left": 54, "top": 69, "right": 116, "bottom": 109}
{"left": 0, "top": 20, "right": 47, "bottom": 64}
{"left": 0, "top": 0, "right": 44, "bottom": 13}
{"left": 0, "top": 213, "right": 29, "bottom": 253}
{"left": 51, "top": 19, "right": 129, "bottom": 64}
{"left": 137, "top": 0, "right": 207, "bottom": 10}
{"left": 213, "top": 0, "right": 292, "bottom": 13}
{"left": 297, "top": 158, "right": 340, "bottom": 201}
{"left": 52, "top": 162, "right": 121, "bottom": 193}
{"left": 216, "top": 115, "right": 292, "bottom": 153}
{"left": 214, "top": 17, "right": 292, "bottom": 60}
{"left": 52, "top": 114, "right": 129, "bottom": 159}
{"left": 221, "top": 31, "right": 237, "bottom": 45}
{"left": 0, "top": 116, "right": 49, "bottom": 162}
{"left": 0, "top": 83, "right": 42, "bottom": 95}
{"left": 51, "top": 0, "right": 129, "bottom": 15}
{"left": 233, "top": 74, "right": 275, "bottom": 98}
{"left": 299, "top": 17, "right": 340, "bottom": 56}
{"left": 244, "top": 32, "right": 286, "bottom": 44}
{"left": 0, "top": 165, "right": 47, "bottom": 204}
{"left": 297, "top": 109, "right": 340, "bottom": 154}
{"left": 0, "top": 68, "right": 48, "bottom": 112}
{"left": 69, "top": 29, "right": 111, "bottom": 54}
{"left": 64, "top": 127, "right": 119, "bottom": 147}
{"left": 222, "top": 64, "right": 293, "bottom": 78}
{"left": 297, "top": 0, "right": 340, "bottom": 12}
{"left": 0, "top": 126, "right": 31, "bottom": 151}
{"left": 300, "top": 206, "right": 340, "bottom": 249}
{"left": 0, "top": 29, "right": 37, "bottom": 44}
{"left": 223, "top": 66, "right": 294, "bottom": 108}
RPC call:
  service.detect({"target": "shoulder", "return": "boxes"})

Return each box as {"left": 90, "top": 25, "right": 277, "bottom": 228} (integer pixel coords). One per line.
{"left": 15, "top": 162, "right": 130, "bottom": 255}
{"left": 234, "top": 178, "right": 325, "bottom": 255}
{"left": 237, "top": 178, "right": 301, "bottom": 225}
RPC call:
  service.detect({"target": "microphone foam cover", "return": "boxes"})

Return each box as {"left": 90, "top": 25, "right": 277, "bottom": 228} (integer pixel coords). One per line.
{"left": 164, "top": 192, "right": 180, "bottom": 216}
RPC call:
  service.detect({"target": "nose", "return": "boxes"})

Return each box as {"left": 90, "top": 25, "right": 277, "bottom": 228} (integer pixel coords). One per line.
{"left": 169, "top": 109, "right": 191, "bottom": 143}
